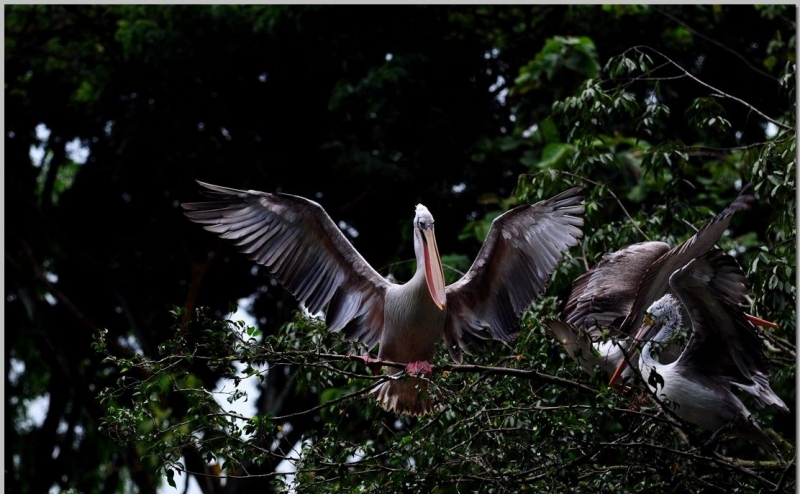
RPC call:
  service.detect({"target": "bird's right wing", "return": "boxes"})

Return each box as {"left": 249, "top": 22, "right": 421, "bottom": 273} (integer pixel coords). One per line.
{"left": 182, "top": 181, "right": 391, "bottom": 349}
{"left": 563, "top": 241, "right": 670, "bottom": 333}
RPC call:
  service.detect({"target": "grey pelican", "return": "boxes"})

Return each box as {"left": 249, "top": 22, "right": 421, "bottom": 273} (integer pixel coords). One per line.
{"left": 608, "top": 251, "right": 788, "bottom": 458}
{"left": 546, "top": 187, "right": 770, "bottom": 378}
{"left": 182, "top": 181, "right": 584, "bottom": 415}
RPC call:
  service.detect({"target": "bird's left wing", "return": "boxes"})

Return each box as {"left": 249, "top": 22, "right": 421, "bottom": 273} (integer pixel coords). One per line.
{"left": 669, "top": 251, "right": 786, "bottom": 410}
{"left": 182, "top": 181, "right": 392, "bottom": 349}
{"left": 443, "top": 187, "right": 584, "bottom": 362}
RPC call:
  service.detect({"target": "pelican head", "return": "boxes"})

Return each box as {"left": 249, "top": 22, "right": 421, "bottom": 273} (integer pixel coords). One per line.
{"left": 414, "top": 204, "right": 446, "bottom": 310}
{"left": 609, "top": 294, "right": 682, "bottom": 386}
{"left": 645, "top": 294, "right": 682, "bottom": 333}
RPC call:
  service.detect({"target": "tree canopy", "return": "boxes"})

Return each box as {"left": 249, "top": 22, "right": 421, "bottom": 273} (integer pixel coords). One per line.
{"left": 5, "top": 5, "right": 796, "bottom": 493}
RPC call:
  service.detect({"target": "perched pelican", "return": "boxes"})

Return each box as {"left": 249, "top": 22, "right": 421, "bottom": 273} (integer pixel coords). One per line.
{"left": 546, "top": 187, "right": 766, "bottom": 378}
{"left": 608, "top": 251, "right": 788, "bottom": 458}
{"left": 182, "top": 181, "right": 584, "bottom": 415}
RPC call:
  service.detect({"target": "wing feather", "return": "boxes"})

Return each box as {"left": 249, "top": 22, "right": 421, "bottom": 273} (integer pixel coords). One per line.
{"left": 562, "top": 241, "right": 670, "bottom": 332}
{"left": 182, "top": 181, "right": 390, "bottom": 347}
{"left": 443, "top": 187, "right": 585, "bottom": 361}
{"left": 619, "top": 187, "right": 754, "bottom": 334}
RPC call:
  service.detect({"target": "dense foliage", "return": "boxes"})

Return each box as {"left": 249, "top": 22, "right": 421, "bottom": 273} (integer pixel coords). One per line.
{"left": 6, "top": 5, "right": 796, "bottom": 493}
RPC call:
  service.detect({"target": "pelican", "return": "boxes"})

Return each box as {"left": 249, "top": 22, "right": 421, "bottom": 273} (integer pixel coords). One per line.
{"left": 608, "top": 250, "right": 788, "bottom": 458}
{"left": 182, "top": 181, "right": 584, "bottom": 415}
{"left": 545, "top": 187, "right": 772, "bottom": 378}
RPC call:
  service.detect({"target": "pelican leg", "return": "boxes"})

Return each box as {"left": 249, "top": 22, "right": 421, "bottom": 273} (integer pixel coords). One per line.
{"left": 350, "top": 354, "right": 384, "bottom": 375}
{"left": 405, "top": 360, "right": 433, "bottom": 376}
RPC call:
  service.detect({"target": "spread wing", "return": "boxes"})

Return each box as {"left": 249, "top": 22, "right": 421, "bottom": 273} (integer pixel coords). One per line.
{"left": 443, "top": 187, "right": 584, "bottom": 362}
{"left": 619, "top": 187, "right": 754, "bottom": 335}
{"left": 669, "top": 251, "right": 786, "bottom": 410}
{"left": 563, "top": 241, "right": 670, "bottom": 333}
{"left": 182, "top": 181, "right": 391, "bottom": 348}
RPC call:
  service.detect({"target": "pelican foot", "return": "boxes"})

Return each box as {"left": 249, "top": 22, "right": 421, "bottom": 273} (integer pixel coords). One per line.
{"left": 405, "top": 360, "right": 433, "bottom": 376}
{"left": 350, "top": 354, "right": 383, "bottom": 375}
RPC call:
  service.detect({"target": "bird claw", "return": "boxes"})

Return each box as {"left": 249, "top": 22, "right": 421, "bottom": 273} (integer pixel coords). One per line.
{"left": 350, "top": 354, "right": 383, "bottom": 375}
{"left": 405, "top": 360, "right": 433, "bottom": 376}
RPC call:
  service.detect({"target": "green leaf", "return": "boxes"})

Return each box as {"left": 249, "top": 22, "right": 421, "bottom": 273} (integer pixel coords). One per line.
{"left": 534, "top": 143, "right": 571, "bottom": 170}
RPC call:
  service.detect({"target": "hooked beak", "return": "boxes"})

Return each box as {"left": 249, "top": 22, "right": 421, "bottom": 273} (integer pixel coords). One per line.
{"left": 608, "top": 319, "right": 655, "bottom": 387}
{"left": 745, "top": 313, "right": 778, "bottom": 329}
{"left": 420, "top": 227, "right": 447, "bottom": 310}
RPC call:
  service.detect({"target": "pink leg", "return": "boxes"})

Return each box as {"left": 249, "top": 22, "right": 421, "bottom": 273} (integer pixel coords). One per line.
{"left": 405, "top": 360, "right": 433, "bottom": 376}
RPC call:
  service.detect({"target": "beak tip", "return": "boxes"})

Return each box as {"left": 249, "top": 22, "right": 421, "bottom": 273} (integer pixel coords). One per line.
{"left": 746, "top": 313, "right": 779, "bottom": 329}
{"left": 609, "top": 363, "right": 626, "bottom": 387}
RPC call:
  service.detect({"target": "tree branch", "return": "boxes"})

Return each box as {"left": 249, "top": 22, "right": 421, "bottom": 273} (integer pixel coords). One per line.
{"left": 268, "top": 351, "right": 597, "bottom": 394}
{"left": 625, "top": 45, "right": 793, "bottom": 132}
{"left": 655, "top": 8, "right": 779, "bottom": 82}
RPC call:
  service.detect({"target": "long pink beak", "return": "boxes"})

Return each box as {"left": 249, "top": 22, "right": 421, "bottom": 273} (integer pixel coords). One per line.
{"left": 609, "top": 354, "right": 630, "bottom": 388}
{"left": 421, "top": 228, "right": 447, "bottom": 310}
{"left": 609, "top": 322, "right": 651, "bottom": 387}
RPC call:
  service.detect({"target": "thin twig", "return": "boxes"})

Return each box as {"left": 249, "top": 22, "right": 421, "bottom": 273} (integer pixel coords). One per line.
{"left": 772, "top": 453, "right": 797, "bottom": 492}
{"left": 272, "top": 378, "right": 389, "bottom": 421}
{"left": 601, "top": 441, "right": 779, "bottom": 489}
{"left": 625, "top": 45, "right": 793, "bottom": 132}
{"left": 655, "top": 8, "right": 779, "bottom": 82}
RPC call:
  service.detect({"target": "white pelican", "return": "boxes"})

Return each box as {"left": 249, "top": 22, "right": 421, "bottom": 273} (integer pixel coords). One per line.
{"left": 609, "top": 250, "right": 788, "bottom": 458}
{"left": 545, "top": 188, "right": 772, "bottom": 378}
{"left": 182, "top": 181, "right": 584, "bottom": 415}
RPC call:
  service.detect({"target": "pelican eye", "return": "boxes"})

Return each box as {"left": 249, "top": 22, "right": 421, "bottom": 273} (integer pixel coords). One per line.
{"left": 644, "top": 314, "right": 655, "bottom": 326}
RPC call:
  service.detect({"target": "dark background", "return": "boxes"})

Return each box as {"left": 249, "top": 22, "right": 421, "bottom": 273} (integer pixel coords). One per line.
{"left": 6, "top": 5, "right": 796, "bottom": 493}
